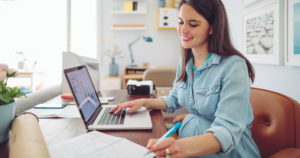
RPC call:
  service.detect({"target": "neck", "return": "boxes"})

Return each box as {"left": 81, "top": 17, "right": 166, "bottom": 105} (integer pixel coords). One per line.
{"left": 191, "top": 43, "right": 210, "bottom": 68}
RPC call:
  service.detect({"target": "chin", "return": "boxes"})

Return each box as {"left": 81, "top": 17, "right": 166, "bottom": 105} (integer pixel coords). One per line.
{"left": 181, "top": 44, "right": 193, "bottom": 49}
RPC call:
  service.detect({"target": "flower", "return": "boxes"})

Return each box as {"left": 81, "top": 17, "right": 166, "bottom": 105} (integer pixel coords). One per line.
{"left": 7, "top": 68, "right": 18, "bottom": 77}
{"left": 0, "top": 64, "right": 8, "bottom": 71}
{"left": 0, "top": 70, "right": 6, "bottom": 81}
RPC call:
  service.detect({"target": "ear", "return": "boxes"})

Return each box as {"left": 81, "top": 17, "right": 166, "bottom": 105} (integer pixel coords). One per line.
{"left": 209, "top": 26, "right": 213, "bottom": 35}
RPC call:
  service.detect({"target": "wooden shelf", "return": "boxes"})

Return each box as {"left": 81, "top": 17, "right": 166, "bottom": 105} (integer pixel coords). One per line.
{"left": 112, "top": 10, "right": 147, "bottom": 15}
{"left": 111, "top": 27, "right": 147, "bottom": 31}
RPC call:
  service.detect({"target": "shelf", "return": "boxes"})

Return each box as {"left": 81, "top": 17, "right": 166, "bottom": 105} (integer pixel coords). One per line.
{"left": 111, "top": 27, "right": 147, "bottom": 31}
{"left": 112, "top": 10, "right": 147, "bottom": 15}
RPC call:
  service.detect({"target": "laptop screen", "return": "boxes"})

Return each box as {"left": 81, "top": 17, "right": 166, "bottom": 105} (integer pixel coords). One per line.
{"left": 66, "top": 66, "right": 100, "bottom": 122}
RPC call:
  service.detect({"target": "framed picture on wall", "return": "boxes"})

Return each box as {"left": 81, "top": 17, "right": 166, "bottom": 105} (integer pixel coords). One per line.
{"left": 242, "top": 0, "right": 285, "bottom": 65}
{"left": 242, "top": 0, "right": 262, "bottom": 7}
{"left": 285, "top": 0, "right": 300, "bottom": 66}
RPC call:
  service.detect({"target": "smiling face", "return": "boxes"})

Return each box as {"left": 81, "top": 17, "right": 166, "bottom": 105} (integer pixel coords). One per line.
{"left": 177, "top": 4, "right": 213, "bottom": 50}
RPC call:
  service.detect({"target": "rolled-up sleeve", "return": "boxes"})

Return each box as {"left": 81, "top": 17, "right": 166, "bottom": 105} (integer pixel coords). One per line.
{"left": 161, "top": 61, "right": 183, "bottom": 113}
{"left": 204, "top": 60, "right": 251, "bottom": 155}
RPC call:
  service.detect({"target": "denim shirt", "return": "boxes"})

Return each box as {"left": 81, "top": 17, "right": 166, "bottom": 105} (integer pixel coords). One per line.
{"left": 161, "top": 53, "right": 258, "bottom": 156}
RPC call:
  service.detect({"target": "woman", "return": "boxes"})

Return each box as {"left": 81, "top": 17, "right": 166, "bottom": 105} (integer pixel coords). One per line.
{"left": 110, "top": 0, "right": 260, "bottom": 157}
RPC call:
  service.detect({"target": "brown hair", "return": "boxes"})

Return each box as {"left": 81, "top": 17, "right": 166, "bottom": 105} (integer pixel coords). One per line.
{"left": 176, "top": 0, "right": 255, "bottom": 83}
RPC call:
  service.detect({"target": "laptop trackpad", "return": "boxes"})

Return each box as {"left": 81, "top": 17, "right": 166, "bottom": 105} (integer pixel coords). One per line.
{"left": 127, "top": 108, "right": 148, "bottom": 118}
{"left": 125, "top": 107, "right": 151, "bottom": 127}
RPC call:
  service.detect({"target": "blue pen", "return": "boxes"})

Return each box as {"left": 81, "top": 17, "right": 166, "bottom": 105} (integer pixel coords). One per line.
{"left": 144, "top": 122, "right": 182, "bottom": 156}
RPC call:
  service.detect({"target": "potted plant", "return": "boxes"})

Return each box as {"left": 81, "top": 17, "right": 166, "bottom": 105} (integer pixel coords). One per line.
{"left": 0, "top": 64, "right": 26, "bottom": 143}
{"left": 15, "top": 51, "right": 27, "bottom": 69}
{"left": 102, "top": 37, "right": 124, "bottom": 76}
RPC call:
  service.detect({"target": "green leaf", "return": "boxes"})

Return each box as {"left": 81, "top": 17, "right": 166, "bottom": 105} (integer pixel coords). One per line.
{"left": 7, "top": 72, "right": 16, "bottom": 77}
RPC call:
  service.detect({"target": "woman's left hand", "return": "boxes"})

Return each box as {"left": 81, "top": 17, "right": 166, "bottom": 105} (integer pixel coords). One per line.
{"left": 146, "top": 138, "right": 184, "bottom": 158}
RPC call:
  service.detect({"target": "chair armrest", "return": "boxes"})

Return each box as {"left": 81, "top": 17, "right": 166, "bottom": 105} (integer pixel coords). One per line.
{"left": 173, "top": 114, "right": 188, "bottom": 124}
{"left": 270, "top": 148, "right": 300, "bottom": 158}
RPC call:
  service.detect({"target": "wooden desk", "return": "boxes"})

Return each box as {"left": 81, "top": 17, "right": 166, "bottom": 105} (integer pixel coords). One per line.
{"left": 0, "top": 90, "right": 166, "bottom": 158}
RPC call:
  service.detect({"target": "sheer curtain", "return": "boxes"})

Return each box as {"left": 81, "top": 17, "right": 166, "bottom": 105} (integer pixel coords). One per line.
{"left": 70, "top": 0, "right": 97, "bottom": 59}
{"left": 0, "top": 0, "right": 67, "bottom": 89}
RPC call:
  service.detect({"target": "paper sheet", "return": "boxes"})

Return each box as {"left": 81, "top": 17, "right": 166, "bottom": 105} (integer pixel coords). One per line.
{"left": 48, "top": 131, "right": 155, "bottom": 158}
{"left": 27, "top": 105, "right": 81, "bottom": 118}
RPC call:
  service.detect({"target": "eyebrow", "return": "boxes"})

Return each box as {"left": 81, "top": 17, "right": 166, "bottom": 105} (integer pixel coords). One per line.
{"left": 178, "top": 17, "right": 201, "bottom": 23}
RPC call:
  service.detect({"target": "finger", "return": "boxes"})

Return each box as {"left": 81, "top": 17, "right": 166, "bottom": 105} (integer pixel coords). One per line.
{"left": 109, "top": 104, "right": 121, "bottom": 113}
{"left": 155, "top": 143, "right": 179, "bottom": 157}
{"left": 146, "top": 139, "right": 159, "bottom": 149}
{"left": 150, "top": 138, "right": 175, "bottom": 152}
{"left": 114, "top": 103, "right": 134, "bottom": 114}
{"left": 127, "top": 104, "right": 141, "bottom": 113}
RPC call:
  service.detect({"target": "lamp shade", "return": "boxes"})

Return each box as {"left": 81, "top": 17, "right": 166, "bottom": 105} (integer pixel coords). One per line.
{"left": 143, "top": 37, "right": 153, "bottom": 42}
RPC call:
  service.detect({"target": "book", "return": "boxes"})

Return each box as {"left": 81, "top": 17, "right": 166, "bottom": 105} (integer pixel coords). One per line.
{"left": 61, "top": 93, "right": 73, "bottom": 99}
{"left": 133, "top": 1, "right": 138, "bottom": 10}
{"left": 48, "top": 131, "right": 155, "bottom": 158}
{"left": 124, "top": 1, "right": 133, "bottom": 11}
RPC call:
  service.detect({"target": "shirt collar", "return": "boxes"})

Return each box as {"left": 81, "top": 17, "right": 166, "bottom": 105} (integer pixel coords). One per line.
{"left": 186, "top": 53, "right": 222, "bottom": 72}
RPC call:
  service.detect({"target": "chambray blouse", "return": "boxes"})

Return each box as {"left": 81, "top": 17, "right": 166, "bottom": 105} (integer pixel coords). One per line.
{"left": 161, "top": 53, "right": 261, "bottom": 158}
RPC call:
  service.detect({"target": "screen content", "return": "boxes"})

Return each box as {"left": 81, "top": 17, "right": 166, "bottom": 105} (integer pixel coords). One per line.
{"left": 67, "top": 68, "right": 100, "bottom": 122}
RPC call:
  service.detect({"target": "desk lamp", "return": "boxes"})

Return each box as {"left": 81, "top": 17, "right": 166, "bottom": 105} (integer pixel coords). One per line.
{"left": 128, "top": 36, "right": 153, "bottom": 67}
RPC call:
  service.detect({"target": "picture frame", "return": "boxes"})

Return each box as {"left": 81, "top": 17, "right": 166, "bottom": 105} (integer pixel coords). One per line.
{"left": 242, "top": 0, "right": 262, "bottom": 7}
{"left": 285, "top": 0, "right": 300, "bottom": 66}
{"left": 242, "top": 0, "right": 285, "bottom": 65}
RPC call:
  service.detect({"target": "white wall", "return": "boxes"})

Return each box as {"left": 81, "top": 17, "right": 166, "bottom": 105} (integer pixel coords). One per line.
{"left": 100, "top": 0, "right": 300, "bottom": 103}
{"left": 100, "top": 0, "right": 180, "bottom": 76}
{"left": 223, "top": 0, "right": 300, "bottom": 102}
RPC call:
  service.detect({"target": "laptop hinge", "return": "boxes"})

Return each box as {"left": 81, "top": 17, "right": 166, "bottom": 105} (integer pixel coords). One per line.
{"left": 86, "top": 106, "right": 103, "bottom": 129}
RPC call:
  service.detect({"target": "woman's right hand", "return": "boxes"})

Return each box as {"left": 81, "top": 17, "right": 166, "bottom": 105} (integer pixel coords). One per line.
{"left": 109, "top": 99, "right": 147, "bottom": 115}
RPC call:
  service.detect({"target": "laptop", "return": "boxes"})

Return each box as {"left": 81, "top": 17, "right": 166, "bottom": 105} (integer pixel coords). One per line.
{"left": 64, "top": 65, "right": 152, "bottom": 130}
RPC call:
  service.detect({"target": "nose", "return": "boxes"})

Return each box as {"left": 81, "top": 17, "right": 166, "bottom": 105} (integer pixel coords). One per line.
{"left": 179, "top": 23, "right": 189, "bottom": 35}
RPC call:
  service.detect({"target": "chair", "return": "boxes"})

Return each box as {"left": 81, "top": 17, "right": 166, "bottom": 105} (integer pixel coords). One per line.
{"left": 173, "top": 87, "right": 300, "bottom": 158}
{"left": 143, "top": 68, "right": 177, "bottom": 98}
{"left": 143, "top": 68, "right": 177, "bottom": 87}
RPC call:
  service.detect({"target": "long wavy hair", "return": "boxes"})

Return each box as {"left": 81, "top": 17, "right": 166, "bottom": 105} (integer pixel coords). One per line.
{"left": 176, "top": 0, "right": 255, "bottom": 83}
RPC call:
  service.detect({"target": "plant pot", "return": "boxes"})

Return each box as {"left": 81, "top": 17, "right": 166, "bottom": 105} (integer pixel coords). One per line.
{"left": 18, "top": 61, "right": 25, "bottom": 69}
{"left": 0, "top": 100, "right": 16, "bottom": 143}
{"left": 158, "top": 0, "right": 165, "bottom": 7}
{"left": 108, "top": 58, "right": 119, "bottom": 76}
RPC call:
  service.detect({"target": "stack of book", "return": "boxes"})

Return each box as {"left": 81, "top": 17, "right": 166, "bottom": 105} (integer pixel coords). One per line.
{"left": 124, "top": 1, "right": 138, "bottom": 11}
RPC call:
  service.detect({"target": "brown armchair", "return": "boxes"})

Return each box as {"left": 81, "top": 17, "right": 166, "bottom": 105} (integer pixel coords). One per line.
{"left": 173, "top": 87, "right": 300, "bottom": 158}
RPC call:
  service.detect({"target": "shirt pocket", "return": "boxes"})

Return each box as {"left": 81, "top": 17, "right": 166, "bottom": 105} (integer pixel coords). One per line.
{"left": 177, "top": 82, "right": 188, "bottom": 107}
{"left": 195, "top": 85, "right": 220, "bottom": 116}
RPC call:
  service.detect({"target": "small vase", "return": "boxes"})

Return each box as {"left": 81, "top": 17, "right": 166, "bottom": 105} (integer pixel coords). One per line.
{"left": 158, "top": 0, "right": 165, "bottom": 7}
{"left": 108, "top": 58, "right": 118, "bottom": 76}
{"left": 0, "top": 100, "right": 16, "bottom": 143}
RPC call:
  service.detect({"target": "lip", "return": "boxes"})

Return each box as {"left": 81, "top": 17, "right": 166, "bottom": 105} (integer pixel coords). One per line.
{"left": 181, "top": 35, "right": 193, "bottom": 42}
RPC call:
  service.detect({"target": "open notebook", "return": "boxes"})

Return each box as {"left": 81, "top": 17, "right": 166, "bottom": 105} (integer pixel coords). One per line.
{"left": 48, "top": 131, "right": 156, "bottom": 158}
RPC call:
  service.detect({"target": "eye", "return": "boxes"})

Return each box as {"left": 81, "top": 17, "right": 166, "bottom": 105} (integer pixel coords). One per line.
{"left": 190, "top": 25, "right": 198, "bottom": 27}
{"left": 178, "top": 21, "right": 183, "bottom": 24}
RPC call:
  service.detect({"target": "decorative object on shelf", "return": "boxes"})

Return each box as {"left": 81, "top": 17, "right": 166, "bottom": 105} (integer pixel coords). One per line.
{"left": 128, "top": 35, "right": 153, "bottom": 67}
{"left": 157, "top": 8, "right": 178, "bottom": 30}
{"left": 169, "top": 0, "right": 180, "bottom": 8}
{"left": 0, "top": 64, "right": 26, "bottom": 143}
{"left": 242, "top": 0, "right": 262, "bottom": 7}
{"left": 242, "top": 0, "right": 284, "bottom": 65}
{"left": 15, "top": 51, "right": 27, "bottom": 69}
{"left": 285, "top": 0, "right": 300, "bottom": 66}
{"left": 124, "top": 1, "right": 138, "bottom": 11}
{"left": 158, "top": 0, "right": 165, "bottom": 7}
{"left": 102, "top": 37, "right": 124, "bottom": 76}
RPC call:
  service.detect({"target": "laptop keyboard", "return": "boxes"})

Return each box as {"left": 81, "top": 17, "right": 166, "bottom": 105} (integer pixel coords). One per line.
{"left": 97, "top": 107, "right": 126, "bottom": 125}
